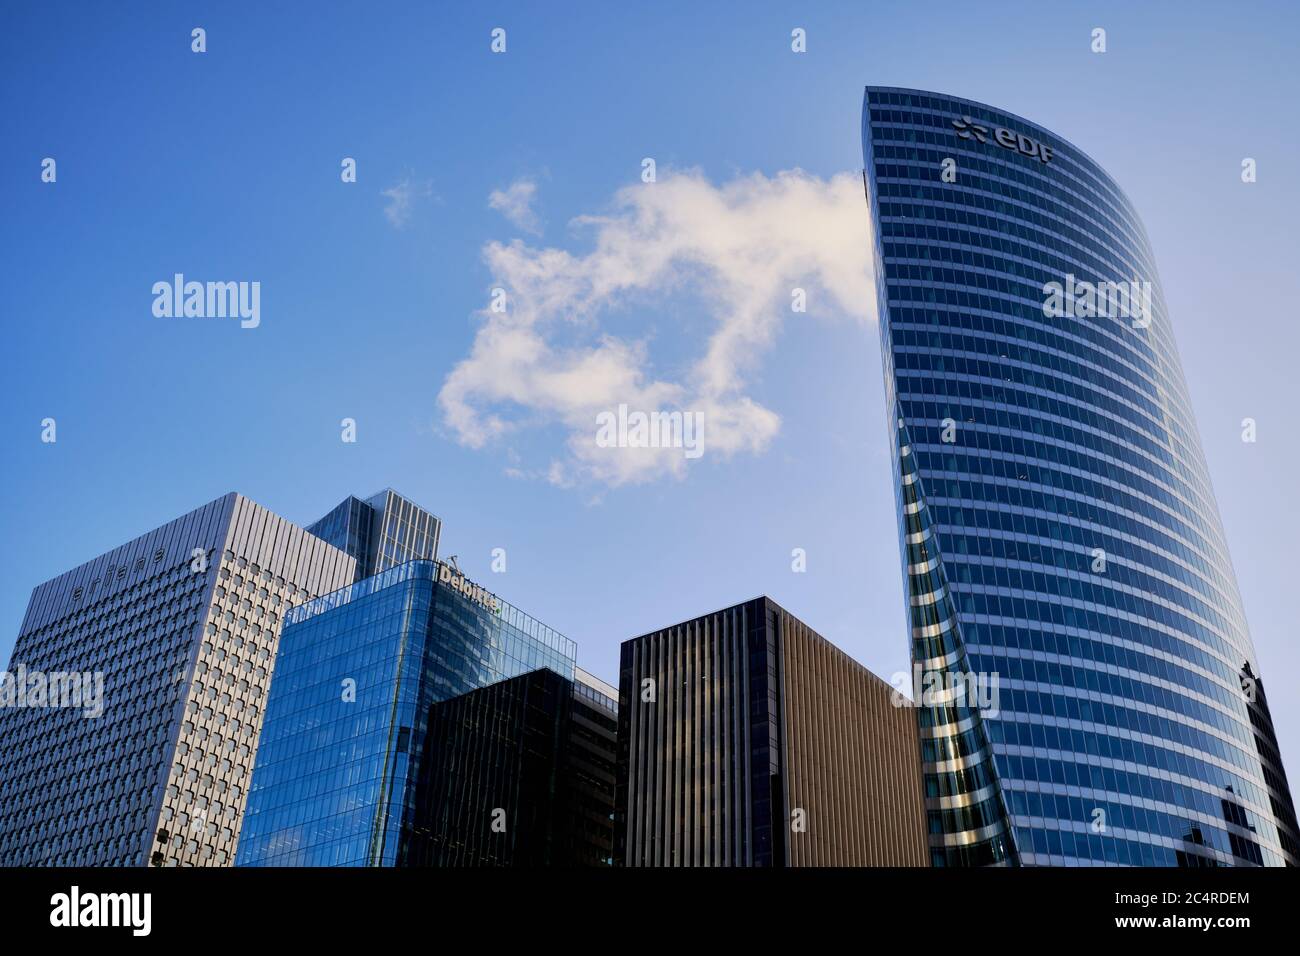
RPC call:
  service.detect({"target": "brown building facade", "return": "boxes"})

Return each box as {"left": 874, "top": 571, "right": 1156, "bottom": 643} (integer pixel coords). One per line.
{"left": 615, "top": 597, "right": 927, "bottom": 866}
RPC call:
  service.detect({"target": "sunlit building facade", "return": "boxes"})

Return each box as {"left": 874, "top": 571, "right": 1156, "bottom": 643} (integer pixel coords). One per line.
{"left": 615, "top": 597, "right": 928, "bottom": 866}
{"left": 863, "top": 87, "right": 1298, "bottom": 866}
{"left": 0, "top": 494, "right": 357, "bottom": 866}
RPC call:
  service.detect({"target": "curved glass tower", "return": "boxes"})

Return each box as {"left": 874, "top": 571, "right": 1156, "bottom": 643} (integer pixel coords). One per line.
{"left": 863, "top": 87, "right": 1298, "bottom": 866}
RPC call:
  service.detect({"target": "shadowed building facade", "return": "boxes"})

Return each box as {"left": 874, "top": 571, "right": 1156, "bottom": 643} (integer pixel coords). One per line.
{"left": 862, "top": 87, "right": 1298, "bottom": 866}
{"left": 615, "top": 597, "right": 928, "bottom": 866}
{"left": 407, "top": 667, "right": 616, "bottom": 866}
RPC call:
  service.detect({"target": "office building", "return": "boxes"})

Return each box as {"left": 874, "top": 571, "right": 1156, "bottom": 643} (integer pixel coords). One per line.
{"left": 615, "top": 597, "right": 928, "bottom": 866}
{"left": 235, "top": 559, "right": 613, "bottom": 866}
{"left": 406, "top": 666, "right": 616, "bottom": 866}
{"left": 566, "top": 668, "right": 619, "bottom": 866}
{"left": 862, "top": 87, "right": 1298, "bottom": 865}
{"left": 306, "top": 488, "right": 441, "bottom": 580}
{"left": 0, "top": 493, "right": 357, "bottom": 866}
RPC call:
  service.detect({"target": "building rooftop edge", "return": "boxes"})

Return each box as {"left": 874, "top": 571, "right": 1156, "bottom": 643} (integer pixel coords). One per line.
{"left": 862, "top": 85, "right": 1137, "bottom": 212}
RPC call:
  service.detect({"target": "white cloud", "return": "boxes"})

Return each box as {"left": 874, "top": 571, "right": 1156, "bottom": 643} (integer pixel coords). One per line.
{"left": 381, "top": 174, "right": 433, "bottom": 228}
{"left": 438, "top": 168, "right": 875, "bottom": 487}
{"left": 488, "top": 178, "right": 542, "bottom": 234}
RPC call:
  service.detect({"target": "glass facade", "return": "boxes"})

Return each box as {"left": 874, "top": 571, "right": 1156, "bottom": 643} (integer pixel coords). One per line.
{"left": 306, "top": 489, "right": 441, "bottom": 580}
{"left": 305, "top": 496, "right": 374, "bottom": 574}
{"left": 567, "top": 669, "right": 619, "bottom": 867}
{"left": 406, "top": 666, "right": 616, "bottom": 866}
{"left": 235, "top": 559, "right": 577, "bottom": 866}
{"left": 863, "top": 87, "right": 1298, "bottom": 866}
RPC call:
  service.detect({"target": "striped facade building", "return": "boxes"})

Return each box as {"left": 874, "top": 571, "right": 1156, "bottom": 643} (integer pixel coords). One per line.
{"left": 615, "top": 597, "right": 928, "bottom": 866}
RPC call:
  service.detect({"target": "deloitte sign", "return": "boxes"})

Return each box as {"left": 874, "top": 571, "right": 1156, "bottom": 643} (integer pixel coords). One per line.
{"left": 438, "top": 562, "right": 502, "bottom": 615}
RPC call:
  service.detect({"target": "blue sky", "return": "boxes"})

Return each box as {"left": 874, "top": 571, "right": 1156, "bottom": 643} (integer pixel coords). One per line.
{"left": 3, "top": 1, "right": 1299, "bottom": 784}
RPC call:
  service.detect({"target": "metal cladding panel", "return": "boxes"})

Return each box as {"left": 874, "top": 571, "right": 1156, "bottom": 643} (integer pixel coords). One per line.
{"left": 0, "top": 493, "right": 357, "bottom": 868}
{"left": 778, "top": 608, "right": 929, "bottom": 866}
{"left": 0, "top": 494, "right": 236, "bottom": 866}
{"left": 616, "top": 598, "right": 925, "bottom": 867}
{"left": 18, "top": 494, "right": 235, "bottom": 636}
{"left": 146, "top": 494, "right": 358, "bottom": 867}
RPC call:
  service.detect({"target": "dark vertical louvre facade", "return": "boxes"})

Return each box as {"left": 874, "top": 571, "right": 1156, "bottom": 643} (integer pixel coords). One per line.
{"left": 566, "top": 671, "right": 618, "bottom": 866}
{"left": 408, "top": 668, "right": 570, "bottom": 866}
{"left": 616, "top": 597, "right": 927, "bottom": 866}
{"left": 405, "top": 667, "right": 617, "bottom": 867}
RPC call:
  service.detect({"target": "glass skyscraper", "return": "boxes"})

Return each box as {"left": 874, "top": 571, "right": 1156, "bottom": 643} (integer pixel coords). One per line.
{"left": 306, "top": 488, "right": 441, "bottom": 580}
{"left": 862, "top": 87, "right": 1298, "bottom": 866}
{"left": 235, "top": 559, "right": 584, "bottom": 866}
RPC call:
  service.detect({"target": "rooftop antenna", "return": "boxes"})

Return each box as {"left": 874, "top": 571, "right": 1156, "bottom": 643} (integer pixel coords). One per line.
{"left": 445, "top": 555, "right": 460, "bottom": 572}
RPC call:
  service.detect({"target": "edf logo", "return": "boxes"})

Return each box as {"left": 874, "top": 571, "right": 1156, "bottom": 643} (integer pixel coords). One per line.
{"left": 953, "top": 116, "right": 1054, "bottom": 163}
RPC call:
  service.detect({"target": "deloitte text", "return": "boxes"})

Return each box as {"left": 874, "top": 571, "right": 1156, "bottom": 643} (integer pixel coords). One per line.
{"left": 438, "top": 562, "right": 501, "bottom": 615}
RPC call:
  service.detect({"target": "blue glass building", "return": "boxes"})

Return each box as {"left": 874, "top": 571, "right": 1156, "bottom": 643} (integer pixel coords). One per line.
{"left": 235, "top": 559, "right": 578, "bottom": 866}
{"left": 863, "top": 87, "right": 1298, "bottom": 866}
{"left": 306, "top": 488, "right": 441, "bottom": 580}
